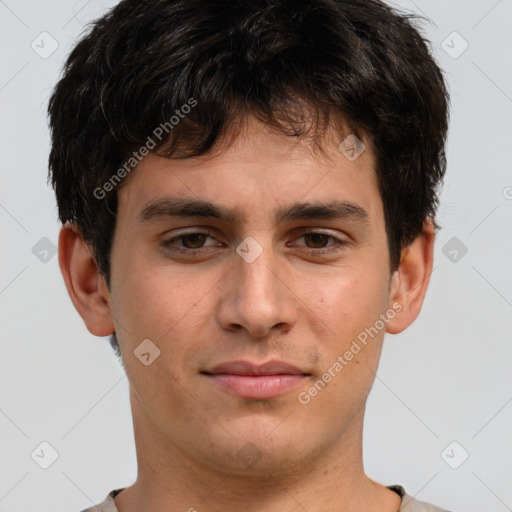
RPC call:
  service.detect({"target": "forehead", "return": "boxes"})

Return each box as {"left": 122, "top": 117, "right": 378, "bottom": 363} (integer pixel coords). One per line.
{"left": 116, "top": 115, "right": 381, "bottom": 224}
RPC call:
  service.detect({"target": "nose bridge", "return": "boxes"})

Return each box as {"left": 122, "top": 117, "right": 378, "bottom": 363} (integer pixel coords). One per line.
{"left": 236, "top": 235, "right": 282, "bottom": 305}
{"left": 240, "top": 245, "right": 277, "bottom": 294}
{"left": 218, "top": 234, "right": 298, "bottom": 337}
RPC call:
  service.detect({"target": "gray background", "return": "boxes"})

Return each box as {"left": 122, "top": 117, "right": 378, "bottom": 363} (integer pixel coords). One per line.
{"left": 0, "top": 1, "right": 511, "bottom": 511}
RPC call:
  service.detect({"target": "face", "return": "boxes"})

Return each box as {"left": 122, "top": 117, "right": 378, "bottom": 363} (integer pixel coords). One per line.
{"left": 106, "top": 116, "right": 400, "bottom": 476}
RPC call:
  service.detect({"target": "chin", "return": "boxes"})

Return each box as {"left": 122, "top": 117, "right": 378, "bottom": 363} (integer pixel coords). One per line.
{"left": 200, "top": 422, "right": 316, "bottom": 477}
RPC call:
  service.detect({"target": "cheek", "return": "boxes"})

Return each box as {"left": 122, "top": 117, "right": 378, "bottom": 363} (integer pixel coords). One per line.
{"left": 115, "top": 280, "right": 194, "bottom": 345}
{"left": 110, "top": 265, "right": 205, "bottom": 408}
{"left": 110, "top": 246, "right": 196, "bottom": 335}
{"left": 305, "top": 269, "right": 389, "bottom": 340}
{"left": 301, "top": 274, "right": 389, "bottom": 417}
{"left": 109, "top": 260, "right": 221, "bottom": 387}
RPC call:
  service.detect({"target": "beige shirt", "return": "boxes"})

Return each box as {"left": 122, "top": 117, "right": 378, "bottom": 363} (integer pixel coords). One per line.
{"left": 80, "top": 485, "right": 451, "bottom": 511}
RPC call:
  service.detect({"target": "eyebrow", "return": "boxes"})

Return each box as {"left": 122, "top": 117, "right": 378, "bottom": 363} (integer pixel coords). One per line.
{"left": 137, "top": 197, "right": 369, "bottom": 225}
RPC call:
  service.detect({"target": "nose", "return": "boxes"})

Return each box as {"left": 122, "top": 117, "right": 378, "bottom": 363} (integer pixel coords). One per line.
{"left": 216, "top": 240, "right": 299, "bottom": 339}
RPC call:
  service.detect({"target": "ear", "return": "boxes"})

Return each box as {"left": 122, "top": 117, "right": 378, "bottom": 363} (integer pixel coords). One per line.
{"left": 386, "top": 219, "right": 435, "bottom": 335}
{"left": 58, "top": 222, "right": 115, "bottom": 337}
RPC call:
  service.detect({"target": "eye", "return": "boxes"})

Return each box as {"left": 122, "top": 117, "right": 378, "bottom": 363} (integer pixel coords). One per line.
{"left": 288, "top": 230, "right": 347, "bottom": 253}
{"left": 161, "top": 232, "right": 221, "bottom": 254}
{"left": 298, "top": 233, "right": 333, "bottom": 249}
{"left": 161, "top": 229, "right": 347, "bottom": 257}
{"left": 174, "top": 233, "right": 209, "bottom": 249}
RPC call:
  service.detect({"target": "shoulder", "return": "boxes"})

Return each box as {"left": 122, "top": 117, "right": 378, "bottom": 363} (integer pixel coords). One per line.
{"left": 78, "top": 488, "right": 124, "bottom": 512}
{"left": 83, "top": 485, "right": 452, "bottom": 512}
{"left": 389, "top": 485, "right": 452, "bottom": 512}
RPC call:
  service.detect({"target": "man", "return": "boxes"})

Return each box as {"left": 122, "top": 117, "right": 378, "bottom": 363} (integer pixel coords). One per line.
{"left": 48, "top": 0, "right": 451, "bottom": 510}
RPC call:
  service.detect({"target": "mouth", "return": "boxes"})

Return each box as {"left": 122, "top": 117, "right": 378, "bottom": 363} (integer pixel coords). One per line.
{"left": 201, "top": 360, "right": 311, "bottom": 400}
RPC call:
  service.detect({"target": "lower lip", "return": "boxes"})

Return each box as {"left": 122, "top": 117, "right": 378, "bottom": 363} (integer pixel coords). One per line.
{"left": 206, "top": 374, "right": 307, "bottom": 399}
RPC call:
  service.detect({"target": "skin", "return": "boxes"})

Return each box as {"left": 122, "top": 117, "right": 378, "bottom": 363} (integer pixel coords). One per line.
{"left": 59, "top": 115, "right": 435, "bottom": 512}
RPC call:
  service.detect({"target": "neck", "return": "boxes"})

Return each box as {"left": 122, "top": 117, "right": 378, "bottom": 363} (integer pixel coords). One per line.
{"left": 115, "top": 389, "right": 401, "bottom": 512}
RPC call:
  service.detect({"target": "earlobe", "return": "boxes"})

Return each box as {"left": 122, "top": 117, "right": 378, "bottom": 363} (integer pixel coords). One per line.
{"left": 58, "top": 222, "right": 115, "bottom": 337}
{"left": 386, "top": 219, "right": 436, "bottom": 335}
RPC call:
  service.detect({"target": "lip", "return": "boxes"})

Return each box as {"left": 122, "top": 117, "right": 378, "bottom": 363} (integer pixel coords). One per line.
{"left": 202, "top": 360, "right": 310, "bottom": 399}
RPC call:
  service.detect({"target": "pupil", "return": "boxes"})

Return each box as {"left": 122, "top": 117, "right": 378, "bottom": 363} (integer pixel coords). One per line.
{"left": 305, "top": 233, "right": 328, "bottom": 248}
{"left": 183, "top": 234, "right": 205, "bottom": 248}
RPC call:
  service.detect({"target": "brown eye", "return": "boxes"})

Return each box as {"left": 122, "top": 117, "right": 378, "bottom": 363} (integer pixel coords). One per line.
{"left": 161, "top": 232, "right": 219, "bottom": 254}
{"left": 180, "top": 233, "right": 208, "bottom": 249}
{"left": 287, "top": 230, "right": 346, "bottom": 255}
{"left": 303, "top": 233, "right": 331, "bottom": 249}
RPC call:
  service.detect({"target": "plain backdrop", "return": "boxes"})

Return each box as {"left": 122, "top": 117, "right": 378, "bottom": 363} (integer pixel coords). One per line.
{"left": 0, "top": 1, "right": 511, "bottom": 511}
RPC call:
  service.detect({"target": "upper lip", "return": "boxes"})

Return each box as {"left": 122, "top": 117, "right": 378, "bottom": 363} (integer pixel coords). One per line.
{"left": 203, "top": 360, "right": 309, "bottom": 376}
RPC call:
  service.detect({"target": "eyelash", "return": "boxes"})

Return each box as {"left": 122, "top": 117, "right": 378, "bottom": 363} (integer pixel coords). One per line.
{"left": 161, "top": 230, "right": 347, "bottom": 255}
